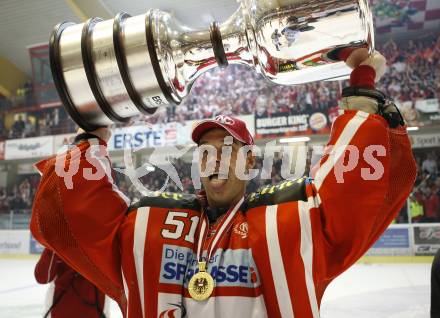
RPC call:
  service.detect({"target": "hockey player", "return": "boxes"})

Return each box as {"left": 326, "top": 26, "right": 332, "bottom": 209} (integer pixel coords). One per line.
{"left": 30, "top": 49, "right": 416, "bottom": 317}
{"left": 271, "top": 29, "right": 282, "bottom": 51}
{"left": 34, "top": 248, "right": 109, "bottom": 318}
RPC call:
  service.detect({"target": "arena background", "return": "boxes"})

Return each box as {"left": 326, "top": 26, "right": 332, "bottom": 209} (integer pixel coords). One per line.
{"left": 0, "top": 0, "right": 439, "bottom": 317}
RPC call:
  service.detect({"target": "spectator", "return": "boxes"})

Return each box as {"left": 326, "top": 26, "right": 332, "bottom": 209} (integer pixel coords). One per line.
{"left": 8, "top": 194, "right": 27, "bottom": 211}
{"left": 0, "top": 187, "right": 8, "bottom": 214}
{"left": 0, "top": 175, "right": 40, "bottom": 213}
{"left": 423, "top": 152, "right": 439, "bottom": 176}
{"left": 19, "top": 179, "right": 31, "bottom": 207}
{"left": 421, "top": 185, "right": 440, "bottom": 223}
{"left": 10, "top": 115, "right": 25, "bottom": 138}
{"left": 23, "top": 117, "right": 36, "bottom": 137}
{"left": 0, "top": 116, "right": 5, "bottom": 139}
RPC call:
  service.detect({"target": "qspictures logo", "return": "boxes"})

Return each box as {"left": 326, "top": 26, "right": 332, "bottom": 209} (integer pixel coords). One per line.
{"left": 54, "top": 136, "right": 387, "bottom": 194}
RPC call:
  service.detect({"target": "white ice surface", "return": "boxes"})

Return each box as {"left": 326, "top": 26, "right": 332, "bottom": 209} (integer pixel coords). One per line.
{"left": 0, "top": 258, "right": 430, "bottom": 318}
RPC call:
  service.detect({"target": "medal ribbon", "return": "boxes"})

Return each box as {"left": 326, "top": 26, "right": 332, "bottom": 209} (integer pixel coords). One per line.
{"left": 196, "top": 196, "right": 244, "bottom": 263}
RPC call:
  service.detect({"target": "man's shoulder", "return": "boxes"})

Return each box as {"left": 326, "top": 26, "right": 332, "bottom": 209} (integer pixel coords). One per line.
{"left": 129, "top": 192, "right": 201, "bottom": 212}
{"left": 244, "top": 177, "right": 309, "bottom": 210}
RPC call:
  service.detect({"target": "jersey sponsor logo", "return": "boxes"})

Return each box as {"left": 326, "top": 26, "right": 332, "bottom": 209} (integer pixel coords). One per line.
{"left": 159, "top": 302, "right": 186, "bottom": 318}
{"left": 159, "top": 245, "right": 260, "bottom": 288}
{"left": 309, "top": 112, "right": 328, "bottom": 131}
{"left": 419, "top": 227, "right": 440, "bottom": 240}
{"left": 233, "top": 222, "right": 248, "bottom": 239}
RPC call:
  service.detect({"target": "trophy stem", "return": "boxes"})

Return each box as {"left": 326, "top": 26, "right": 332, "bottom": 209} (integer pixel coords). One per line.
{"left": 150, "top": 9, "right": 243, "bottom": 103}
{"left": 217, "top": 8, "right": 256, "bottom": 70}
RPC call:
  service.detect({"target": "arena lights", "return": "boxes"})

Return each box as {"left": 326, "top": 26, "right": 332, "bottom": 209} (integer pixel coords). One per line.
{"left": 278, "top": 137, "right": 311, "bottom": 144}
{"left": 406, "top": 127, "right": 420, "bottom": 131}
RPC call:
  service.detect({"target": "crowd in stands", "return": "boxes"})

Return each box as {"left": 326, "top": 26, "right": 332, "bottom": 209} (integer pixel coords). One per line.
{"left": 381, "top": 35, "right": 440, "bottom": 103}
{"left": 0, "top": 32, "right": 439, "bottom": 138}
{"left": 4, "top": 107, "right": 74, "bottom": 140}
{"left": 410, "top": 149, "right": 440, "bottom": 223}
{"left": 0, "top": 175, "right": 40, "bottom": 214}
{"left": 145, "top": 32, "right": 440, "bottom": 125}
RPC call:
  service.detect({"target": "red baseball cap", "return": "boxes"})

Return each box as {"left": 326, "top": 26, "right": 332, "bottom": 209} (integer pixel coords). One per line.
{"left": 192, "top": 115, "right": 254, "bottom": 145}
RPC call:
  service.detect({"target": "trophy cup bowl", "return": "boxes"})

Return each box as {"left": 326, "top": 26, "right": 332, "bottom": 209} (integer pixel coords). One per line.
{"left": 49, "top": 0, "right": 374, "bottom": 131}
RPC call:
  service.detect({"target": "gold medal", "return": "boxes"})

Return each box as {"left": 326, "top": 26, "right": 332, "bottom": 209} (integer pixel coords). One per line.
{"left": 188, "top": 261, "right": 215, "bottom": 301}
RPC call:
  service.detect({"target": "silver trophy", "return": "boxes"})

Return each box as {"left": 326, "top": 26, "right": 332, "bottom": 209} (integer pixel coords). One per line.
{"left": 49, "top": 0, "right": 374, "bottom": 131}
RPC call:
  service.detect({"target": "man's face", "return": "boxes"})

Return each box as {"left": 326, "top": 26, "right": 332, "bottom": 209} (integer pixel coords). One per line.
{"left": 198, "top": 128, "right": 255, "bottom": 208}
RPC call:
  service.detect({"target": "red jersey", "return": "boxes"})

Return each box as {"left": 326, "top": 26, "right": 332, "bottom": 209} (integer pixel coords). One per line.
{"left": 31, "top": 110, "right": 416, "bottom": 317}
{"left": 424, "top": 193, "right": 440, "bottom": 218}
{"left": 34, "top": 248, "right": 110, "bottom": 318}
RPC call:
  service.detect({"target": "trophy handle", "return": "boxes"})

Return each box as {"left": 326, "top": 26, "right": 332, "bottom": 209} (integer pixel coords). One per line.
{"left": 49, "top": 22, "right": 103, "bottom": 131}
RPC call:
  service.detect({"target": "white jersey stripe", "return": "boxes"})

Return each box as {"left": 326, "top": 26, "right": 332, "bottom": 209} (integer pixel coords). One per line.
{"left": 298, "top": 199, "right": 320, "bottom": 318}
{"left": 44, "top": 281, "right": 55, "bottom": 318}
{"left": 46, "top": 250, "right": 55, "bottom": 283}
{"left": 134, "top": 207, "right": 151, "bottom": 318}
{"left": 265, "top": 205, "right": 295, "bottom": 318}
{"left": 122, "top": 267, "right": 129, "bottom": 318}
{"left": 314, "top": 111, "right": 369, "bottom": 191}
{"left": 103, "top": 295, "right": 111, "bottom": 317}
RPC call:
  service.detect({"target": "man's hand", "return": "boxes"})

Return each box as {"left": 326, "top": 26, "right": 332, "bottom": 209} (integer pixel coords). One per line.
{"left": 346, "top": 48, "right": 387, "bottom": 83}
{"left": 77, "top": 127, "right": 112, "bottom": 143}
{"left": 345, "top": 47, "right": 369, "bottom": 69}
{"left": 340, "top": 49, "right": 389, "bottom": 114}
{"left": 360, "top": 52, "right": 387, "bottom": 83}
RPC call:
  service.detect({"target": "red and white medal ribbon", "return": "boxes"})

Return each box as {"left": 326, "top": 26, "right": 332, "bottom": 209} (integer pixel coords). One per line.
{"left": 196, "top": 196, "right": 244, "bottom": 263}
{"left": 188, "top": 197, "right": 244, "bottom": 301}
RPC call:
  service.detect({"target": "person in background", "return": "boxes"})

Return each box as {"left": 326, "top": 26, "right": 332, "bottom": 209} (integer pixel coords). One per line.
{"left": 8, "top": 184, "right": 27, "bottom": 211}
{"left": 423, "top": 152, "right": 438, "bottom": 176}
{"left": 11, "top": 115, "right": 25, "bottom": 138}
{"left": 409, "top": 192, "right": 424, "bottom": 223}
{"left": 35, "top": 248, "right": 110, "bottom": 318}
{"left": 19, "top": 178, "right": 31, "bottom": 208}
{"left": 271, "top": 29, "right": 282, "bottom": 51}
{"left": 23, "top": 117, "right": 36, "bottom": 137}
{"left": 421, "top": 185, "right": 440, "bottom": 223}
{"left": 0, "top": 187, "right": 8, "bottom": 214}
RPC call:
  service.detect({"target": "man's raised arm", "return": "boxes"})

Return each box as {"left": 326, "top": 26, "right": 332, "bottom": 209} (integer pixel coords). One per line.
{"left": 306, "top": 51, "right": 417, "bottom": 288}
{"left": 30, "top": 128, "right": 128, "bottom": 309}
